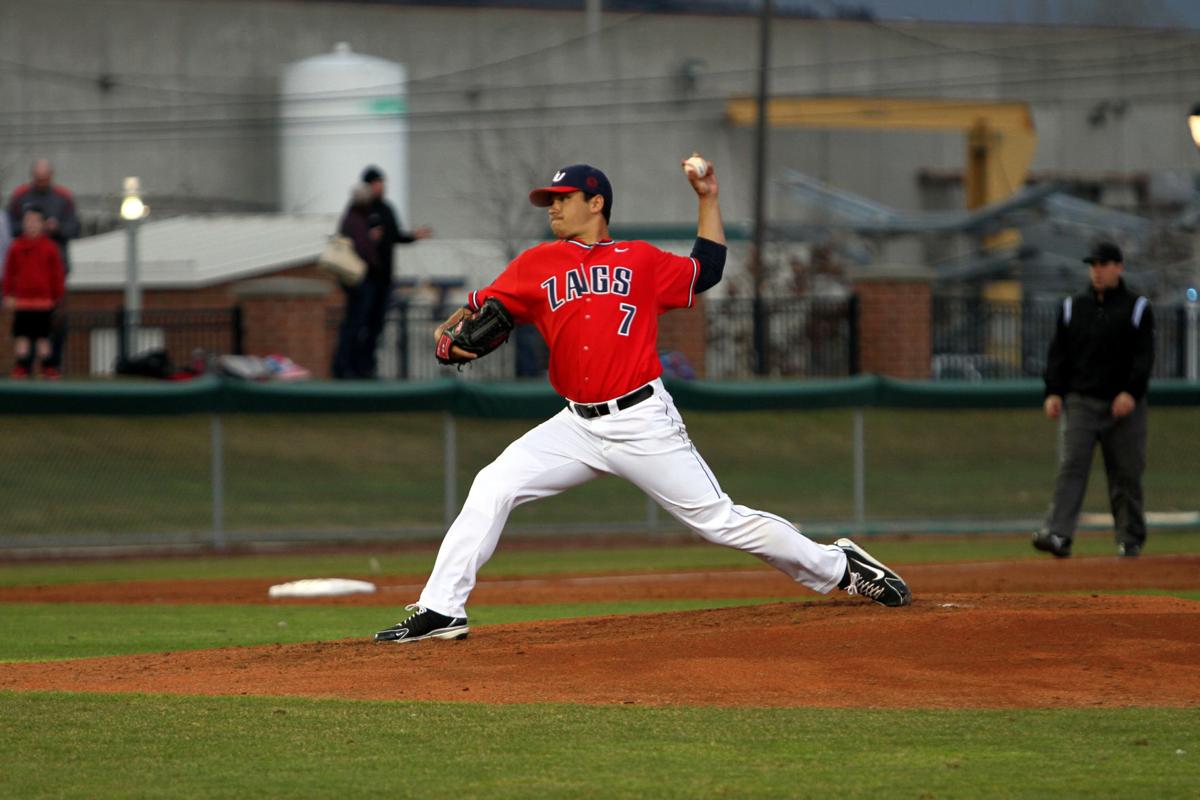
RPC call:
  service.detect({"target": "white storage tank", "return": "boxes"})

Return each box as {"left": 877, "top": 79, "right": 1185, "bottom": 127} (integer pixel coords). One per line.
{"left": 280, "top": 43, "right": 408, "bottom": 218}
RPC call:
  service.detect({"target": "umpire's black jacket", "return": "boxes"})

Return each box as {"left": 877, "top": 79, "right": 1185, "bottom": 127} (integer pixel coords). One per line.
{"left": 1044, "top": 278, "right": 1155, "bottom": 402}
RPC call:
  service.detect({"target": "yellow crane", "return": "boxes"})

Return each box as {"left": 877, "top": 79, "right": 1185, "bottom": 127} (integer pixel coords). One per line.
{"left": 726, "top": 96, "right": 1037, "bottom": 210}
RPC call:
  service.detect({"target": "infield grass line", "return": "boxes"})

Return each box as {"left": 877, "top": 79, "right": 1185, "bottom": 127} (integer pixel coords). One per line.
{"left": 2, "top": 530, "right": 1198, "bottom": 587}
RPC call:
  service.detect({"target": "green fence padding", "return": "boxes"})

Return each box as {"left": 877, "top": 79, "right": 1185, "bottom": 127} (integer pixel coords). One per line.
{"left": 218, "top": 378, "right": 457, "bottom": 414}
{"left": 877, "top": 378, "right": 1044, "bottom": 409}
{"left": 664, "top": 374, "right": 881, "bottom": 410}
{"left": 1147, "top": 379, "right": 1200, "bottom": 406}
{"left": 451, "top": 380, "right": 565, "bottom": 419}
{"left": 0, "top": 375, "right": 1197, "bottom": 416}
{"left": 0, "top": 375, "right": 224, "bottom": 415}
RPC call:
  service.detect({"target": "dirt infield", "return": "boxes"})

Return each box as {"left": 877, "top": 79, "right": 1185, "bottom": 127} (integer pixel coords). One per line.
{"left": 2, "top": 555, "right": 1198, "bottom": 709}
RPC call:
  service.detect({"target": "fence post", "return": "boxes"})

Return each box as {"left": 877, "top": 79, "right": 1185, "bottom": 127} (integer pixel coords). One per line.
{"left": 232, "top": 305, "right": 244, "bottom": 355}
{"left": 1186, "top": 302, "right": 1198, "bottom": 381}
{"left": 116, "top": 308, "right": 128, "bottom": 363}
{"left": 853, "top": 408, "right": 866, "bottom": 532}
{"left": 397, "top": 300, "right": 410, "bottom": 380}
{"left": 210, "top": 414, "right": 226, "bottom": 550}
{"left": 847, "top": 294, "right": 860, "bottom": 375}
{"left": 443, "top": 411, "right": 458, "bottom": 529}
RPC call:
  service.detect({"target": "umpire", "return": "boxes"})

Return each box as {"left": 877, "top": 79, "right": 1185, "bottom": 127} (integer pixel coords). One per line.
{"left": 1033, "top": 241, "right": 1154, "bottom": 559}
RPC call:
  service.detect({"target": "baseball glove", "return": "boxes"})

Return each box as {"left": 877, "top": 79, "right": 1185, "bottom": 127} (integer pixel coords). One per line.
{"left": 435, "top": 297, "right": 514, "bottom": 366}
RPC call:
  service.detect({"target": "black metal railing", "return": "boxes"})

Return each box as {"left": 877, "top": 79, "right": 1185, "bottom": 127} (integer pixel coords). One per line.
{"left": 705, "top": 296, "right": 859, "bottom": 378}
{"left": 932, "top": 294, "right": 1192, "bottom": 380}
{"left": 61, "top": 307, "right": 243, "bottom": 377}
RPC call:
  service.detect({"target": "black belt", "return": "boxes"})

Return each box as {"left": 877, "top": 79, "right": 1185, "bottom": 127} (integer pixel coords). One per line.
{"left": 570, "top": 384, "right": 654, "bottom": 419}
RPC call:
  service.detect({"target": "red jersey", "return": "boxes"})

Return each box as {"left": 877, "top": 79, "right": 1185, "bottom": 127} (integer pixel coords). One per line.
{"left": 468, "top": 238, "right": 698, "bottom": 403}
{"left": 2, "top": 235, "right": 65, "bottom": 310}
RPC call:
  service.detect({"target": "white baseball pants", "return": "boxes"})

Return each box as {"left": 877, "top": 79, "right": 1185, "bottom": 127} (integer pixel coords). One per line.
{"left": 419, "top": 378, "right": 847, "bottom": 618}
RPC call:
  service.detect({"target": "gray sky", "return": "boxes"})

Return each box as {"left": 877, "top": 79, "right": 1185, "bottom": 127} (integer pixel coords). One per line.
{"left": 818, "top": 0, "right": 1200, "bottom": 29}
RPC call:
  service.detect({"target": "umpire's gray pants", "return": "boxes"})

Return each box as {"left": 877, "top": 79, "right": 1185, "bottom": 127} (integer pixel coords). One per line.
{"left": 1044, "top": 393, "right": 1147, "bottom": 546}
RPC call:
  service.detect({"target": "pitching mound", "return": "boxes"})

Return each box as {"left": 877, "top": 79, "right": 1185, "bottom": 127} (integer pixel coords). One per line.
{"left": 2, "top": 592, "right": 1198, "bottom": 708}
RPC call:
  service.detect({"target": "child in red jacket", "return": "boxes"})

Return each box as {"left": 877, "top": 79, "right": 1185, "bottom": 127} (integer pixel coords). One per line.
{"left": 3, "top": 207, "right": 66, "bottom": 379}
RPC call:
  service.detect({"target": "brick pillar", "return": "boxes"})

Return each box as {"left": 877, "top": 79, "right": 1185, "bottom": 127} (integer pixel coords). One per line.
{"left": 850, "top": 269, "right": 933, "bottom": 379}
{"left": 658, "top": 295, "right": 707, "bottom": 378}
{"left": 233, "top": 278, "right": 337, "bottom": 379}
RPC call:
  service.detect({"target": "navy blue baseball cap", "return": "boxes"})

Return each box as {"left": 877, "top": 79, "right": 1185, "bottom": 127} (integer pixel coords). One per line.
{"left": 529, "top": 164, "right": 613, "bottom": 218}
{"left": 1083, "top": 241, "right": 1123, "bottom": 264}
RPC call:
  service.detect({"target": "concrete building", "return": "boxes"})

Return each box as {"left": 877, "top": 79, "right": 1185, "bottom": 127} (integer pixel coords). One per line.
{"left": 3, "top": 1, "right": 1199, "bottom": 239}
{"left": 3, "top": 1, "right": 1199, "bottom": 379}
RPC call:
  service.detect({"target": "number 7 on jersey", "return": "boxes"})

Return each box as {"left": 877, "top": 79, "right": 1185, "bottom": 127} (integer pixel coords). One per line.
{"left": 617, "top": 303, "right": 637, "bottom": 336}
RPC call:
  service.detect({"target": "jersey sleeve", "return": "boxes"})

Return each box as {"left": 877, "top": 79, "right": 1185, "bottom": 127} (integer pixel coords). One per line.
{"left": 650, "top": 244, "right": 699, "bottom": 312}
{"left": 467, "top": 250, "right": 532, "bottom": 322}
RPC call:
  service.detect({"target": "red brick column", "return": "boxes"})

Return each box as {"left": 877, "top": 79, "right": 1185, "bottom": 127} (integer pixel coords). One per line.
{"left": 658, "top": 296, "right": 707, "bottom": 378}
{"left": 850, "top": 270, "right": 933, "bottom": 379}
{"left": 233, "top": 278, "right": 337, "bottom": 379}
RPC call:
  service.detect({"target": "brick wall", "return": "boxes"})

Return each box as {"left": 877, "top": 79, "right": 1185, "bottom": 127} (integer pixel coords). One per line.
{"left": 657, "top": 296, "right": 707, "bottom": 378}
{"left": 3, "top": 266, "right": 936, "bottom": 381}
{"left": 233, "top": 278, "right": 339, "bottom": 379}
{"left": 851, "top": 271, "right": 933, "bottom": 379}
{"left": 0, "top": 263, "right": 342, "bottom": 376}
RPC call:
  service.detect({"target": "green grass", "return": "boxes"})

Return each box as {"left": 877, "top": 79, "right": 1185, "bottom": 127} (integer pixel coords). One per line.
{"left": 3, "top": 530, "right": 1198, "bottom": 588}
{"left": 3, "top": 407, "right": 1199, "bottom": 536}
{"left": 1, "top": 693, "right": 1196, "bottom": 799}
{"left": 0, "top": 598, "right": 791, "bottom": 662}
{"left": 2, "top": 534, "right": 1198, "bottom": 798}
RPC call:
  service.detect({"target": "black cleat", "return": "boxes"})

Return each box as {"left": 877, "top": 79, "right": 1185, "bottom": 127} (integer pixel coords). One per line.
{"left": 374, "top": 604, "right": 469, "bottom": 643}
{"left": 1117, "top": 542, "right": 1142, "bottom": 558}
{"left": 835, "top": 538, "right": 912, "bottom": 607}
{"left": 1032, "top": 530, "right": 1072, "bottom": 558}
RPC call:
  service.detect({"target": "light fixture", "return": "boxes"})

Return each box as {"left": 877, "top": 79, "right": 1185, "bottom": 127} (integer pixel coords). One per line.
{"left": 120, "top": 176, "right": 149, "bottom": 221}
{"left": 1189, "top": 103, "right": 1200, "bottom": 150}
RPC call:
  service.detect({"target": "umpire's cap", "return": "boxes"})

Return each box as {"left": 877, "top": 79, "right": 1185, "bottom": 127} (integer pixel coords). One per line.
{"left": 1083, "top": 241, "right": 1123, "bottom": 264}
{"left": 529, "top": 164, "right": 613, "bottom": 220}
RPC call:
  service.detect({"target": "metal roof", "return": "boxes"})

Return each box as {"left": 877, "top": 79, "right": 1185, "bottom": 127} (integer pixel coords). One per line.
{"left": 68, "top": 214, "right": 341, "bottom": 290}
{"left": 67, "top": 215, "right": 514, "bottom": 292}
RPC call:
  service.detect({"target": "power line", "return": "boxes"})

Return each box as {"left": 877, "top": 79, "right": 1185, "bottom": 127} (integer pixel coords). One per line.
{"left": 5, "top": 50, "right": 1200, "bottom": 145}
{"left": 0, "top": 18, "right": 1195, "bottom": 121}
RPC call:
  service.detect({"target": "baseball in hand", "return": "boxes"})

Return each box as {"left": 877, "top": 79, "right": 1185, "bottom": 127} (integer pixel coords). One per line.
{"left": 684, "top": 155, "right": 708, "bottom": 179}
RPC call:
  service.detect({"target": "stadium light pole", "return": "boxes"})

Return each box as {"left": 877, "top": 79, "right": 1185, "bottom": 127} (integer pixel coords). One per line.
{"left": 119, "top": 177, "right": 149, "bottom": 361}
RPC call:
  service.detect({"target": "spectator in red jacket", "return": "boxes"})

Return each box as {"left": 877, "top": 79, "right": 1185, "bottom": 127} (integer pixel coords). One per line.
{"left": 3, "top": 207, "right": 66, "bottom": 379}
{"left": 7, "top": 159, "right": 79, "bottom": 373}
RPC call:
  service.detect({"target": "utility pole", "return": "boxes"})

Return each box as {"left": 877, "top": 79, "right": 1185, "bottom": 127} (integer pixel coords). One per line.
{"left": 751, "top": 0, "right": 773, "bottom": 375}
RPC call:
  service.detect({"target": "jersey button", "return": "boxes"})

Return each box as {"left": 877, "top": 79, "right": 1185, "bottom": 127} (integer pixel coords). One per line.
{"left": 585, "top": 315, "right": 591, "bottom": 320}
{"left": 583, "top": 346, "right": 589, "bottom": 351}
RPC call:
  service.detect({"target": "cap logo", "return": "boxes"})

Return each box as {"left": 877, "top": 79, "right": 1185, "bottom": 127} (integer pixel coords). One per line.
{"left": 553, "top": 170, "right": 566, "bottom": 182}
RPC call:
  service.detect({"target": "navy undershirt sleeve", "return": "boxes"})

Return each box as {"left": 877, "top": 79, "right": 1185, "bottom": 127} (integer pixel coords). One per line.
{"left": 691, "top": 237, "right": 726, "bottom": 294}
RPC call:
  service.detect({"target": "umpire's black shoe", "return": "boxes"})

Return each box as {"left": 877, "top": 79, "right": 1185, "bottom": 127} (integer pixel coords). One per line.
{"left": 374, "top": 604, "right": 469, "bottom": 643}
{"left": 835, "top": 538, "right": 912, "bottom": 607}
{"left": 1117, "top": 542, "right": 1142, "bottom": 558}
{"left": 1032, "top": 530, "right": 1072, "bottom": 558}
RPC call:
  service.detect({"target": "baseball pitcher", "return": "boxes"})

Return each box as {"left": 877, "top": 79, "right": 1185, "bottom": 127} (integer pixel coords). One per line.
{"left": 375, "top": 158, "right": 911, "bottom": 643}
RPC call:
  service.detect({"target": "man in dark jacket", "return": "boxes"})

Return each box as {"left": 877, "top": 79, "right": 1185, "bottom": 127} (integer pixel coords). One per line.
{"left": 1033, "top": 241, "right": 1155, "bottom": 559}
{"left": 331, "top": 165, "right": 431, "bottom": 379}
